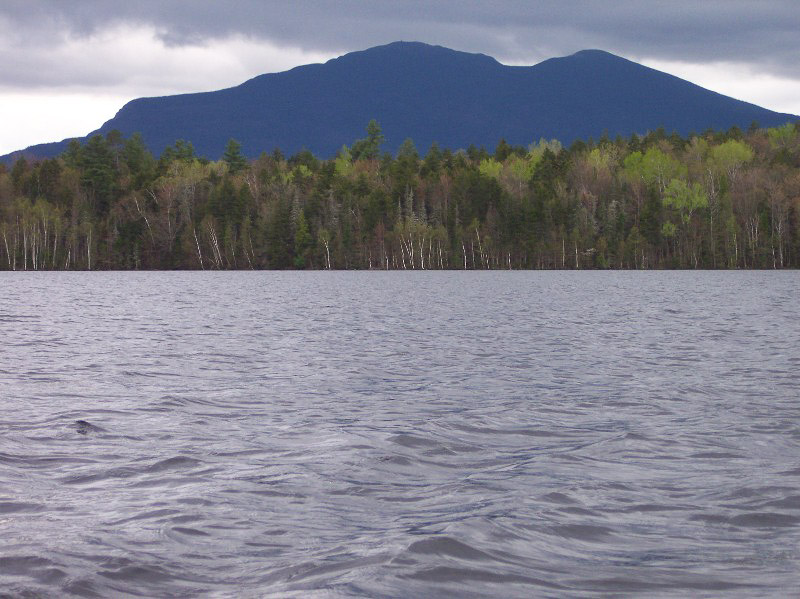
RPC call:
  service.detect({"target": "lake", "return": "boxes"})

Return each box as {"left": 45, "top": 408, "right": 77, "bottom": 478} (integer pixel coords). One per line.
{"left": 1, "top": 271, "right": 799, "bottom": 597}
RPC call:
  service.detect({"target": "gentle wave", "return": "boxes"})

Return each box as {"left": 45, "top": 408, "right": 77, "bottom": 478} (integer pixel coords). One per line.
{"left": 1, "top": 271, "right": 799, "bottom": 597}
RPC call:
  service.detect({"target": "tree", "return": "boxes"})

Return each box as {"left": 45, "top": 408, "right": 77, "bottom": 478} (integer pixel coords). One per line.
{"left": 421, "top": 142, "right": 442, "bottom": 178}
{"left": 629, "top": 147, "right": 686, "bottom": 194}
{"left": 710, "top": 139, "right": 753, "bottom": 185}
{"left": 351, "top": 120, "right": 384, "bottom": 160}
{"left": 334, "top": 146, "right": 354, "bottom": 177}
{"left": 123, "top": 133, "right": 156, "bottom": 189}
{"left": 661, "top": 177, "right": 707, "bottom": 265}
{"left": 80, "top": 135, "right": 118, "bottom": 214}
{"left": 2, "top": 123, "right": 797, "bottom": 272}
{"left": 223, "top": 138, "right": 248, "bottom": 174}
{"left": 478, "top": 158, "right": 502, "bottom": 180}
{"left": 294, "top": 210, "right": 312, "bottom": 268}
{"left": 663, "top": 178, "right": 708, "bottom": 225}
{"left": 767, "top": 123, "right": 796, "bottom": 151}
{"left": 494, "top": 139, "right": 513, "bottom": 161}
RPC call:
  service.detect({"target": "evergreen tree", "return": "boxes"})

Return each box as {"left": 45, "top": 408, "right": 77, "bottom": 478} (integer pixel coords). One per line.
{"left": 351, "top": 120, "right": 385, "bottom": 160}
{"left": 223, "top": 139, "right": 247, "bottom": 174}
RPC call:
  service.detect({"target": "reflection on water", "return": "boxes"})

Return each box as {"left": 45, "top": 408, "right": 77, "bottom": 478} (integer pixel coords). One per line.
{"left": 1, "top": 271, "right": 799, "bottom": 597}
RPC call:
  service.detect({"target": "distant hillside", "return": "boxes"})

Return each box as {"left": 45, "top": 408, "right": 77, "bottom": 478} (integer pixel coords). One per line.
{"left": 5, "top": 41, "right": 798, "bottom": 161}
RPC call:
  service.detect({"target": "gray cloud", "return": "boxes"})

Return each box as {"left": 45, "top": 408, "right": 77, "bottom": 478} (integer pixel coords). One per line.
{"left": 1, "top": 0, "right": 798, "bottom": 82}
{"left": 3, "top": 0, "right": 798, "bottom": 155}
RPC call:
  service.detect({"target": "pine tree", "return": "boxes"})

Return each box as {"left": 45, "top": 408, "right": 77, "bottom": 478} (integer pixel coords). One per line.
{"left": 223, "top": 139, "right": 247, "bottom": 174}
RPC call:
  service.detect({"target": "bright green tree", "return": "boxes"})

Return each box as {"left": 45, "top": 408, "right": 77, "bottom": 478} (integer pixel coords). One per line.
{"left": 663, "top": 178, "right": 708, "bottom": 224}
{"left": 478, "top": 158, "right": 502, "bottom": 179}
{"left": 710, "top": 139, "right": 753, "bottom": 183}
{"left": 767, "top": 123, "right": 796, "bottom": 150}
{"left": 334, "top": 145, "right": 354, "bottom": 177}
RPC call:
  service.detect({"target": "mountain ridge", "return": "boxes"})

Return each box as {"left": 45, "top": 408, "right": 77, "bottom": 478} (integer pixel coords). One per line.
{"left": 5, "top": 41, "right": 798, "bottom": 162}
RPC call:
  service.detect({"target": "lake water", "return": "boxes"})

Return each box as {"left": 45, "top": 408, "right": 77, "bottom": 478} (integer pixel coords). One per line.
{"left": 1, "top": 271, "right": 799, "bottom": 598}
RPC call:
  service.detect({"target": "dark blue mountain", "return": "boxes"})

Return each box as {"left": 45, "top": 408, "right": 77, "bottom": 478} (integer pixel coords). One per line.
{"left": 6, "top": 42, "right": 798, "bottom": 161}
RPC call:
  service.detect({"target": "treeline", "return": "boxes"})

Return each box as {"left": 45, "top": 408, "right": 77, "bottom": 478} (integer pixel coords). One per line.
{"left": 1, "top": 121, "right": 799, "bottom": 270}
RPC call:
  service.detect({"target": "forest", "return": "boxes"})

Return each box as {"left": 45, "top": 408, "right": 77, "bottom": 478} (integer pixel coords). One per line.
{"left": 1, "top": 120, "right": 799, "bottom": 270}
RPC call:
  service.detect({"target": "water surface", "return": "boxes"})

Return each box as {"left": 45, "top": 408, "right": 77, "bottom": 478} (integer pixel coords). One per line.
{"left": 1, "top": 271, "right": 799, "bottom": 597}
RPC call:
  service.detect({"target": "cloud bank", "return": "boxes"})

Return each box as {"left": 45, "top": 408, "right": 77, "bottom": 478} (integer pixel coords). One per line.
{"left": 1, "top": 1, "right": 797, "bottom": 154}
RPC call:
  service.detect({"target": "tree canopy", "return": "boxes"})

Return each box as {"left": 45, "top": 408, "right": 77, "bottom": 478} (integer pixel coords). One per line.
{"left": 1, "top": 121, "right": 799, "bottom": 270}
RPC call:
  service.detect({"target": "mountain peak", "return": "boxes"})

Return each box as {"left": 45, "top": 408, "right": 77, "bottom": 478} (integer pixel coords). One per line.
{"left": 569, "top": 49, "right": 618, "bottom": 59}
{"left": 4, "top": 42, "right": 797, "bottom": 162}
{"left": 326, "top": 40, "right": 500, "bottom": 68}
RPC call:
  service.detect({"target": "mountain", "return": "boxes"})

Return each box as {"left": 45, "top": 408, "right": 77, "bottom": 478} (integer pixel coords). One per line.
{"left": 6, "top": 42, "right": 798, "bottom": 161}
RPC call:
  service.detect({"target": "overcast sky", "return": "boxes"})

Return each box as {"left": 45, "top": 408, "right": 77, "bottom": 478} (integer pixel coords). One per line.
{"left": 1, "top": 0, "right": 799, "bottom": 154}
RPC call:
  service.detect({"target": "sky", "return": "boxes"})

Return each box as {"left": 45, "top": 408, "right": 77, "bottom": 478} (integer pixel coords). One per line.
{"left": 1, "top": 0, "right": 799, "bottom": 155}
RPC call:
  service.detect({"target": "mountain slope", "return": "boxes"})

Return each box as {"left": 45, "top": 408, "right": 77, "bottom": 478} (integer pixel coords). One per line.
{"left": 6, "top": 42, "right": 798, "bottom": 161}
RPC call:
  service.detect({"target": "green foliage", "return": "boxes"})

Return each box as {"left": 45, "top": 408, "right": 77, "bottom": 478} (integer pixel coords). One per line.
{"left": 223, "top": 138, "right": 247, "bottom": 174}
{"left": 478, "top": 158, "right": 502, "bottom": 179}
{"left": 661, "top": 221, "right": 677, "bottom": 238}
{"left": 160, "top": 140, "right": 197, "bottom": 171}
{"left": 123, "top": 133, "right": 157, "bottom": 189}
{"left": 80, "top": 135, "right": 118, "bottom": 214}
{"left": 265, "top": 197, "right": 293, "bottom": 269}
{"left": 293, "top": 164, "right": 313, "bottom": 180}
{"left": 629, "top": 147, "right": 687, "bottom": 193}
{"left": 293, "top": 209, "right": 312, "bottom": 268}
{"left": 507, "top": 154, "right": 536, "bottom": 182}
{"left": 397, "top": 138, "right": 418, "bottom": 161}
{"left": 587, "top": 147, "right": 612, "bottom": 172}
{"left": 334, "top": 146, "right": 354, "bottom": 177}
{"left": 494, "top": 139, "right": 513, "bottom": 161}
{"left": 289, "top": 149, "right": 319, "bottom": 172}
{"left": 767, "top": 123, "right": 796, "bottom": 150}
{"left": 528, "top": 138, "right": 562, "bottom": 159}
{"left": 1, "top": 125, "right": 798, "bottom": 271}
{"left": 351, "top": 120, "right": 384, "bottom": 160}
{"left": 64, "top": 140, "right": 82, "bottom": 168}
{"left": 421, "top": 143, "right": 442, "bottom": 178}
{"left": 710, "top": 139, "right": 753, "bottom": 180}
{"left": 663, "top": 178, "right": 707, "bottom": 223}
{"left": 10, "top": 157, "right": 28, "bottom": 194}
{"left": 208, "top": 176, "right": 249, "bottom": 229}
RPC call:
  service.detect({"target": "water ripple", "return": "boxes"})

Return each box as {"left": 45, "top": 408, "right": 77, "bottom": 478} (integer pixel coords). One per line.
{"left": 1, "top": 271, "right": 799, "bottom": 597}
